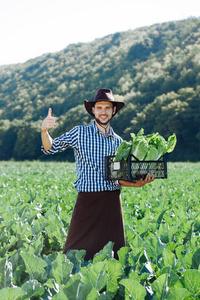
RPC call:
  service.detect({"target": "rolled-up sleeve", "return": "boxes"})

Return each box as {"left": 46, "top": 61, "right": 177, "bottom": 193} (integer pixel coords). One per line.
{"left": 41, "top": 126, "right": 79, "bottom": 155}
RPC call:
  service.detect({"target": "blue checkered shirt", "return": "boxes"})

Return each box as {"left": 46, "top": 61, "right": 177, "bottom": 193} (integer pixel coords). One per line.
{"left": 42, "top": 121, "right": 122, "bottom": 192}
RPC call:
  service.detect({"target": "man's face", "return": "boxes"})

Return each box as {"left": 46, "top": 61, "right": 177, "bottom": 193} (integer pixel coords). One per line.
{"left": 92, "top": 101, "right": 116, "bottom": 125}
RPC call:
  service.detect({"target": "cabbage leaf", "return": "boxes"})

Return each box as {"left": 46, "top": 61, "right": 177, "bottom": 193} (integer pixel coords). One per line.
{"left": 114, "top": 140, "right": 132, "bottom": 162}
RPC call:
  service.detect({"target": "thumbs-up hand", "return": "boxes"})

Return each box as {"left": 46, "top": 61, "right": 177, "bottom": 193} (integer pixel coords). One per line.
{"left": 42, "top": 108, "right": 56, "bottom": 132}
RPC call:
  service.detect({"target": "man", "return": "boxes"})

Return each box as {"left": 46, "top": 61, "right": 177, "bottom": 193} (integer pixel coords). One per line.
{"left": 41, "top": 88, "right": 154, "bottom": 260}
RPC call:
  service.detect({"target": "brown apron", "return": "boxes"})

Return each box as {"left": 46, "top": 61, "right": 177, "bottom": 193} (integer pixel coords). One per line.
{"left": 63, "top": 190, "right": 125, "bottom": 261}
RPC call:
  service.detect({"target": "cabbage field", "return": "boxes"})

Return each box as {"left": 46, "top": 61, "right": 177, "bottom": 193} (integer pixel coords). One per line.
{"left": 0, "top": 161, "right": 200, "bottom": 299}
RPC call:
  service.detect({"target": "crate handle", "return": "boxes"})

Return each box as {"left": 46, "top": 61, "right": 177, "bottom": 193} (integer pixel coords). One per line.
{"left": 130, "top": 154, "right": 166, "bottom": 162}
{"left": 130, "top": 154, "right": 140, "bottom": 162}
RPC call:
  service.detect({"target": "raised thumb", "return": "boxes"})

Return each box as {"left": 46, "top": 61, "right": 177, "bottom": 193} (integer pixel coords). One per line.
{"left": 47, "top": 108, "right": 52, "bottom": 117}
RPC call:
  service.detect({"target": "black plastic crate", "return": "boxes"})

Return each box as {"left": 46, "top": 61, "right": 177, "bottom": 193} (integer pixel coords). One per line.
{"left": 105, "top": 154, "right": 167, "bottom": 181}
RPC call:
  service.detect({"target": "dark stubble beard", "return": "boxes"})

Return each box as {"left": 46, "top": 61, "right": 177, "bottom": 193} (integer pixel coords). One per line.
{"left": 94, "top": 116, "right": 112, "bottom": 127}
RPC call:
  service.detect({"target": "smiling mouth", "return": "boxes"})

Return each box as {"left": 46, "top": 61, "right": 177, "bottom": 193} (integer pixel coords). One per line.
{"left": 95, "top": 115, "right": 110, "bottom": 126}
{"left": 99, "top": 114, "right": 108, "bottom": 119}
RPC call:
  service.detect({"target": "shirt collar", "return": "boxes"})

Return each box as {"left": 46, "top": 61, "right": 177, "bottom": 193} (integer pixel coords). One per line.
{"left": 91, "top": 121, "right": 115, "bottom": 137}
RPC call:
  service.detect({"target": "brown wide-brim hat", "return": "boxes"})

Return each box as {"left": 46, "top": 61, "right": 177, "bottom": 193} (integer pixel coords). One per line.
{"left": 84, "top": 88, "right": 125, "bottom": 118}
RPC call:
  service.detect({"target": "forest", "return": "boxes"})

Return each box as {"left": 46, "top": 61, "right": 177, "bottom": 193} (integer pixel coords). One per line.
{"left": 0, "top": 17, "right": 200, "bottom": 162}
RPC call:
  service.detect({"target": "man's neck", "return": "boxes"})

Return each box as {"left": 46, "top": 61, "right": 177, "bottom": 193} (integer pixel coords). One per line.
{"left": 95, "top": 120, "right": 111, "bottom": 136}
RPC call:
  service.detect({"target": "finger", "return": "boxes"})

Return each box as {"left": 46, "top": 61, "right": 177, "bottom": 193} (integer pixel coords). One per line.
{"left": 148, "top": 174, "right": 155, "bottom": 182}
{"left": 147, "top": 173, "right": 151, "bottom": 181}
{"left": 47, "top": 119, "right": 55, "bottom": 127}
{"left": 47, "top": 108, "right": 52, "bottom": 117}
{"left": 146, "top": 173, "right": 152, "bottom": 181}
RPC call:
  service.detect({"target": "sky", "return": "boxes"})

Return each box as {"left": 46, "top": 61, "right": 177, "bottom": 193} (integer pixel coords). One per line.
{"left": 0, "top": 0, "right": 199, "bottom": 66}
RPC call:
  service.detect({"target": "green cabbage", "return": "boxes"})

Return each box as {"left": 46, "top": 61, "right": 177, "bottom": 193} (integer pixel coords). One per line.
{"left": 145, "top": 146, "right": 158, "bottom": 161}
{"left": 114, "top": 140, "right": 132, "bottom": 162}
{"left": 114, "top": 129, "right": 177, "bottom": 162}
{"left": 130, "top": 129, "right": 148, "bottom": 160}
{"left": 131, "top": 140, "right": 148, "bottom": 160}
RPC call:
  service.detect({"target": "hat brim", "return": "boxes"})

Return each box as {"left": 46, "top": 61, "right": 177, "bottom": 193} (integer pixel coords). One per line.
{"left": 84, "top": 99, "right": 125, "bottom": 118}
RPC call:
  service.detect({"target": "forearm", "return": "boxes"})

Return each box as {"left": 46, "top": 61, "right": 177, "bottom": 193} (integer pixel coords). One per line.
{"left": 119, "top": 174, "right": 155, "bottom": 188}
{"left": 41, "top": 130, "right": 53, "bottom": 151}
{"left": 119, "top": 180, "right": 139, "bottom": 187}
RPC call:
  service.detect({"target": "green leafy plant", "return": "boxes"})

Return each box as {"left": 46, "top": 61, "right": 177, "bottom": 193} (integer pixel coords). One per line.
{"left": 0, "top": 161, "right": 200, "bottom": 299}
{"left": 114, "top": 128, "right": 177, "bottom": 162}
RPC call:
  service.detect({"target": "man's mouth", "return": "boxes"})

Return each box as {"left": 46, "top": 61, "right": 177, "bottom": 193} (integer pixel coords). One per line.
{"left": 100, "top": 115, "right": 108, "bottom": 120}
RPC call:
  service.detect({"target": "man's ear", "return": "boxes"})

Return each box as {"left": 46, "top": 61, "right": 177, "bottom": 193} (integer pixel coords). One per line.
{"left": 92, "top": 106, "right": 95, "bottom": 114}
{"left": 113, "top": 106, "right": 116, "bottom": 114}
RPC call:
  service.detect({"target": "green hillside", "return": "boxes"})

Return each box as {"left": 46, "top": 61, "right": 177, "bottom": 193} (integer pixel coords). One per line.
{"left": 0, "top": 18, "right": 200, "bottom": 161}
